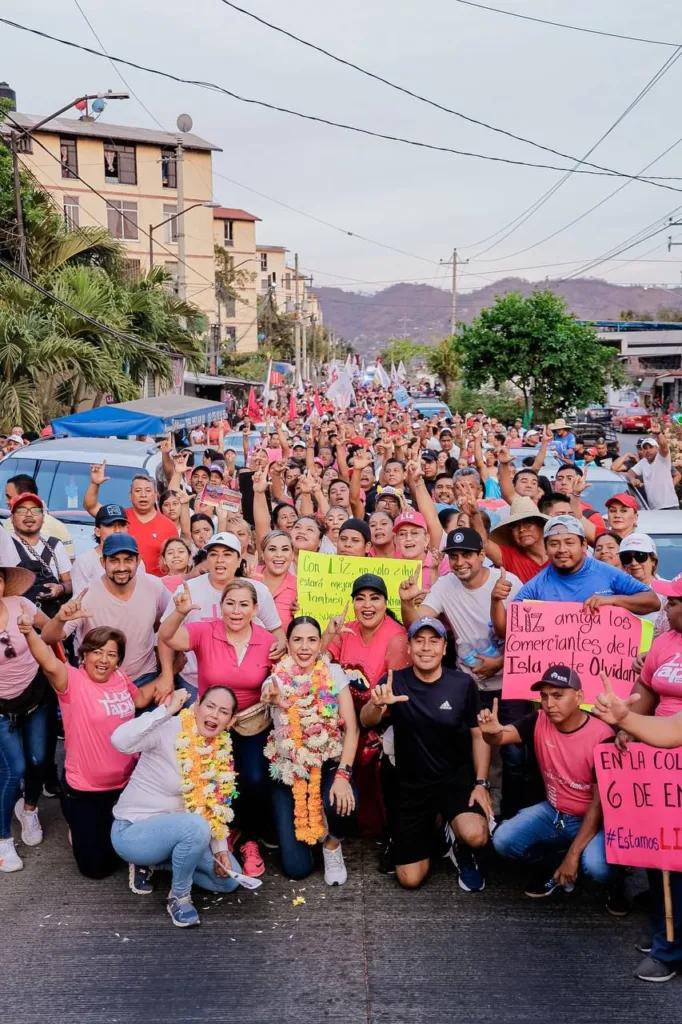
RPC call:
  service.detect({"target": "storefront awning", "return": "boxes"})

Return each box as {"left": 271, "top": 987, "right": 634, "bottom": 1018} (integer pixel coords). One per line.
{"left": 52, "top": 395, "right": 226, "bottom": 437}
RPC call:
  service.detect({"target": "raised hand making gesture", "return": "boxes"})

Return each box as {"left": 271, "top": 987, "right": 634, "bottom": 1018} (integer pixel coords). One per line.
{"left": 491, "top": 568, "right": 512, "bottom": 603}
{"left": 370, "top": 670, "right": 410, "bottom": 711}
{"left": 90, "top": 461, "right": 110, "bottom": 486}
{"left": 173, "top": 583, "right": 201, "bottom": 618}
{"left": 16, "top": 599, "right": 35, "bottom": 635}
{"left": 57, "top": 589, "right": 94, "bottom": 624}
{"left": 593, "top": 671, "right": 641, "bottom": 726}
{"left": 477, "top": 696, "right": 504, "bottom": 740}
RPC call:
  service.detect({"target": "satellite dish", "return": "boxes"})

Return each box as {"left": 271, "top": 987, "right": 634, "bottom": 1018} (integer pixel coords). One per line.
{"left": 176, "top": 113, "right": 193, "bottom": 133}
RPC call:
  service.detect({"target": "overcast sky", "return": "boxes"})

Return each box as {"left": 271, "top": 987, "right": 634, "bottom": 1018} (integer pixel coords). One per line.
{"left": 5, "top": 0, "right": 682, "bottom": 296}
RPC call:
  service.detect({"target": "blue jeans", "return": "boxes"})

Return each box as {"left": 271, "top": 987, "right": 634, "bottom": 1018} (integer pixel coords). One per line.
{"left": 271, "top": 762, "right": 358, "bottom": 880}
{"left": 232, "top": 727, "right": 271, "bottom": 842}
{"left": 0, "top": 704, "right": 48, "bottom": 838}
{"left": 493, "top": 800, "right": 612, "bottom": 883}
{"left": 111, "top": 814, "right": 240, "bottom": 898}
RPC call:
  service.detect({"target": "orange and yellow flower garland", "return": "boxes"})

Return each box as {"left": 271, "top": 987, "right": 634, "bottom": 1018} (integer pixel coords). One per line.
{"left": 176, "top": 708, "right": 238, "bottom": 841}
{"left": 264, "top": 656, "right": 342, "bottom": 845}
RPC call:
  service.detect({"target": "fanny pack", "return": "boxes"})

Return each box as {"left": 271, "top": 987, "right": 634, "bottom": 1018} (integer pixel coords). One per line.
{"left": 232, "top": 701, "right": 271, "bottom": 737}
{"left": 0, "top": 670, "right": 47, "bottom": 719}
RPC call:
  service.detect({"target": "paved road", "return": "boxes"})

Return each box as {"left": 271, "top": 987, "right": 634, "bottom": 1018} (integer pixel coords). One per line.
{"left": 5, "top": 798, "right": 680, "bottom": 1024}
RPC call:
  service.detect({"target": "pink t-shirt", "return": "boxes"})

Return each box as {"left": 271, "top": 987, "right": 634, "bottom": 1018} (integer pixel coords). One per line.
{"left": 640, "top": 630, "right": 682, "bottom": 718}
{"left": 253, "top": 571, "right": 298, "bottom": 632}
{"left": 531, "top": 711, "right": 613, "bottom": 816}
{"left": 328, "top": 616, "right": 410, "bottom": 689}
{"left": 59, "top": 665, "right": 139, "bottom": 792}
{"left": 0, "top": 596, "right": 39, "bottom": 699}
{"left": 161, "top": 574, "right": 184, "bottom": 593}
{"left": 185, "top": 620, "right": 274, "bottom": 709}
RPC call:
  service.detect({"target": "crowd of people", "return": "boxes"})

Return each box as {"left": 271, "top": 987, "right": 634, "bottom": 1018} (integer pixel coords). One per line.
{"left": 0, "top": 383, "right": 681, "bottom": 983}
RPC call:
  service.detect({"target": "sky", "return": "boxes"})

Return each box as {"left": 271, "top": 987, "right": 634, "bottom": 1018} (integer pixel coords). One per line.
{"left": 5, "top": 0, "right": 682, "bottom": 297}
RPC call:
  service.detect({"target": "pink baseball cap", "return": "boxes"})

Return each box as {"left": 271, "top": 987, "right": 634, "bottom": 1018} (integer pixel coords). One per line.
{"left": 393, "top": 510, "right": 427, "bottom": 534}
{"left": 652, "top": 577, "right": 682, "bottom": 598}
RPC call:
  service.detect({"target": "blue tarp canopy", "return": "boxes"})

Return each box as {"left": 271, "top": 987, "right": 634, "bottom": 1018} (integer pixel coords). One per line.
{"left": 52, "top": 395, "right": 226, "bottom": 438}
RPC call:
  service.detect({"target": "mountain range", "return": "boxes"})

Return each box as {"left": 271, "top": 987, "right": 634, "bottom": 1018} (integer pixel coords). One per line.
{"left": 315, "top": 277, "right": 682, "bottom": 356}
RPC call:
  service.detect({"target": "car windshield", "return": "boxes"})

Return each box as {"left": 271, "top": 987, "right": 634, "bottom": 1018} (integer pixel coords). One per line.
{"left": 582, "top": 479, "right": 638, "bottom": 517}
{"left": 648, "top": 535, "right": 682, "bottom": 582}
{"left": 0, "top": 457, "right": 135, "bottom": 521}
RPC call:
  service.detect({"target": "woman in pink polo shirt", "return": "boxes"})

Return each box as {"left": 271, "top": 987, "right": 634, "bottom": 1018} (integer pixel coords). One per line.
{"left": 17, "top": 611, "right": 158, "bottom": 882}
{"left": 158, "top": 579, "right": 274, "bottom": 878}
{"left": 253, "top": 530, "right": 298, "bottom": 632}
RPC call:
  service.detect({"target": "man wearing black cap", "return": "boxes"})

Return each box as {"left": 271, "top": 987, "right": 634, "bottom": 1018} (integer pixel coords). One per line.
{"left": 420, "top": 450, "right": 439, "bottom": 494}
{"left": 336, "top": 518, "right": 372, "bottom": 557}
{"left": 400, "top": 526, "right": 528, "bottom": 819}
{"left": 42, "top": 535, "right": 171, "bottom": 689}
{"left": 479, "top": 665, "right": 626, "bottom": 912}
{"left": 361, "top": 616, "right": 490, "bottom": 892}
{"left": 71, "top": 503, "right": 139, "bottom": 594}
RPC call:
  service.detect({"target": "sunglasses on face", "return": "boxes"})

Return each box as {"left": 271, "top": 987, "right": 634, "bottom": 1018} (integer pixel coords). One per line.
{"left": 619, "top": 551, "right": 650, "bottom": 565}
{"left": 0, "top": 631, "right": 17, "bottom": 659}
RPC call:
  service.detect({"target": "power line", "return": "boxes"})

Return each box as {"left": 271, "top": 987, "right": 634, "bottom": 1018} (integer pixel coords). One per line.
{"left": 4, "top": 18, "right": 682, "bottom": 190}
{"left": 0, "top": 254, "right": 183, "bottom": 356}
{"left": 6, "top": 112, "right": 216, "bottom": 291}
{"left": 216, "top": 0, "right": 682, "bottom": 183}
{"left": 71, "top": 0, "right": 168, "bottom": 132}
{"left": 451, "top": 0, "right": 680, "bottom": 48}
{"left": 463, "top": 45, "right": 682, "bottom": 258}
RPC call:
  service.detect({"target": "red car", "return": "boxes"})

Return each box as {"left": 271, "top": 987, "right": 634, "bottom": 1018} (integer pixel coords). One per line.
{"left": 612, "top": 407, "right": 653, "bottom": 433}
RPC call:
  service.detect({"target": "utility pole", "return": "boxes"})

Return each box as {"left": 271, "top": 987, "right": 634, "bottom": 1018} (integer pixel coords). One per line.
{"left": 294, "top": 252, "right": 301, "bottom": 383}
{"left": 440, "top": 247, "right": 468, "bottom": 335}
{"left": 175, "top": 140, "right": 186, "bottom": 301}
{"left": 9, "top": 135, "right": 28, "bottom": 278}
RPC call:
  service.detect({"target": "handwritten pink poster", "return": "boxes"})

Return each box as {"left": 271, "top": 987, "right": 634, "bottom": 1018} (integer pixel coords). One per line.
{"left": 503, "top": 601, "right": 645, "bottom": 705}
{"left": 595, "top": 742, "right": 682, "bottom": 872}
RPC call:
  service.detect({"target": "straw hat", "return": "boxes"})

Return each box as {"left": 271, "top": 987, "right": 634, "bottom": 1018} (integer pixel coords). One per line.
{"left": 0, "top": 565, "right": 36, "bottom": 598}
{"left": 548, "top": 418, "right": 568, "bottom": 430}
{"left": 489, "top": 497, "right": 548, "bottom": 547}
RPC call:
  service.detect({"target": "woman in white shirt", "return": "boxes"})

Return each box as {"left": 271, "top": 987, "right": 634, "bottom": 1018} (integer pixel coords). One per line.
{"left": 110, "top": 685, "right": 249, "bottom": 928}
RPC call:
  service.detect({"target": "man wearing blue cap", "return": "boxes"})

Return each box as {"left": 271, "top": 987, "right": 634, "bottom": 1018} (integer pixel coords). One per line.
{"left": 512, "top": 515, "right": 659, "bottom": 614}
{"left": 42, "top": 534, "right": 171, "bottom": 689}
{"left": 360, "top": 616, "right": 490, "bottom": 892}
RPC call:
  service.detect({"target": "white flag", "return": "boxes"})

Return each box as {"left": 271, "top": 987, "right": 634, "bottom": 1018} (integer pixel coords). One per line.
{"left": 397, "top": 360, "right": 407, "bottom": 381}
{"left": 374, "top": 363, "right": 390, "bottom": 388}
{"left": 390, "top": 362, "right": 399, "bottom": 384}
{"left": 326, "top": 365, "right": 355, "bottom": 409}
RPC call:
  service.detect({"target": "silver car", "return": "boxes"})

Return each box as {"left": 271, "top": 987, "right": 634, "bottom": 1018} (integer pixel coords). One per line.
{"left": 0, "top": 437, "right": 164, "bottom": 558}
{"left": 631, "top": 510, "right": 682, "bottom": 581}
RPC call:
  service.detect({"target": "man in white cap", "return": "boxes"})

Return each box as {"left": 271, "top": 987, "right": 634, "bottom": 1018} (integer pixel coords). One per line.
{"left": 512, "top": 515, "right": 660, "bottom": 613}
{"left": 625, "top": 424, "right": 679, "bottom": 510}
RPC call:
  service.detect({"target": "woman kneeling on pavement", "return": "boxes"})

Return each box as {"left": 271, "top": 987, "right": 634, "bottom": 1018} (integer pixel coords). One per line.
{"left": 0, "top": 566, "right": 51, "bottom": 872}
{"left": 262, "top": 616, "right": 359, "bottom": 883}
{"left": 17, "top": 604, "right": 159, "bottom": 879}
{"left": 158, "top": 579, "right": 274, "bottom": 877}
{"left": 110, "top": 685, "right": 247, "bottom": 927}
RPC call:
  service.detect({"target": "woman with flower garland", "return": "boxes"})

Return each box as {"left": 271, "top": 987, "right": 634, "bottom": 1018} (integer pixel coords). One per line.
{"left": 262, "top": 616, "right": 359, "bottom": 884}
{"left": 110, "top": 685, "right": 245, "bottom": 927}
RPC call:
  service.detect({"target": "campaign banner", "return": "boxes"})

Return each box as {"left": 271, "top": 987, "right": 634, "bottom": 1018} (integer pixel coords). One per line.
{"left": 502, "top": 601, "right": 652, "bottom": 705}
{"left": 296, "top": 551, "right": 420, "bottom": 629}
{"left": 199, "top": 483, "right": 242, "bottom": 514}
{"left": 595, "top": 742, "right": 682, "bottom": 872}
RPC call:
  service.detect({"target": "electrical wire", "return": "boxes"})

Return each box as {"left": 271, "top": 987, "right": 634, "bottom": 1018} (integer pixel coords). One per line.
{"left": 451, "top": 0, "right": 680, "bottom": 48}
{"left": 3, "top": 18, "right": 682, "bottom": 190}
{"left": 463, "top": 45, "right": 682, "bottom": 258}
{"left": 0, "top": 255, "right": 183, "bottom": 356}
{"left": 71, "top": 0, "right": 169, "bottom": 132}
{"left": 216, "top": 0, "right": 682, "bottom": 182}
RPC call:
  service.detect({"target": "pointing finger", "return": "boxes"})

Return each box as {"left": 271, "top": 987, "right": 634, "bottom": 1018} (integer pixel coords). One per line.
{"left": 599, "top": 670, "right": 614, "bottom": 696}
{"left": 340, "top": 601, "right": 349, "bottom": 622}
{"left": 76, "top": 588, "right": 88, "bottom": 603}
{"left": 387, "top": 669, "right": 393, "bottom": 691}
{"left": 492, "top": 696, "right": 499, "bottom": 717}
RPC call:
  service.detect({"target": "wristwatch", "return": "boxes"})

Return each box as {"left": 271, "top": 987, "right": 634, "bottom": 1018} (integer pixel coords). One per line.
{"left": 475, "top": 779, "right": 491, "bottom": 790}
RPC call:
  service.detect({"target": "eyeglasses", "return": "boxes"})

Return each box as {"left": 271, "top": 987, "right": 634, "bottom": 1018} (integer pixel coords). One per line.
{"left": 13, "top": 507, "right": 43, "bottom": 517}
{"left": 620, "top": 551, "right": 650, "bottom": 566}
{"left": 0, "top": 631, "right": 17, "bottom": 659}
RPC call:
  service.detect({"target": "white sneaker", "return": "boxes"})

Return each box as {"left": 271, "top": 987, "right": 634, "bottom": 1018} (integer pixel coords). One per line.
{"left": 323, "top": 843, "right": 347, "bottom": 886}
{"left": 0, "top": 837, "right": 23, "bottom": 872}
{"left": 14, "top": 799, "right": 43, "bottom": 846}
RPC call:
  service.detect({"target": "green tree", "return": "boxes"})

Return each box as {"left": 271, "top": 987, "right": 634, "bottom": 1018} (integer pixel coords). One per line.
{"left": 257, "top": 290, "right": 295, "bottom": 361}
{"left": 457, "top": 290, "right": 626, "bottom": 420}
{"left": 379, "top": 338, "right": 423, "bottom": 368}
{"left": 426, "top": 336, "right": 460, "bottom": 394}
{"left": 618, "top": 309, "right": 653, "bottom": 322}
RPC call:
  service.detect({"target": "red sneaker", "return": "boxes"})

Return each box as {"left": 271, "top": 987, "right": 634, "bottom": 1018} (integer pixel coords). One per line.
{"left": 240, "top": 840, "right": 265, "bottom": 877}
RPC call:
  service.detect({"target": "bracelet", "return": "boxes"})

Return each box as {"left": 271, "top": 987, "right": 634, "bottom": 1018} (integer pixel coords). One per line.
{"left": 475, "top": 779, "right": 491, "bottom": 790}
{"left": 337, "top": 762, "right": 353, "bottom": 775}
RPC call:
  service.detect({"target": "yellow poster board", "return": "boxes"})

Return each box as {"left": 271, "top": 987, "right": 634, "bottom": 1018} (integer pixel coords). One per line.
{"left": 296, "top": 551, "right": 421, "bottom": 629}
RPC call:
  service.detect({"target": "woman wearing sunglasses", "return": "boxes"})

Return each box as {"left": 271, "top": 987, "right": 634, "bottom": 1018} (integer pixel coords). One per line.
{"left": 618, "top": 534, "right": 662, "bottom": 624}
{"left": 0, "top": 565, "right": 51, "bottom": 872}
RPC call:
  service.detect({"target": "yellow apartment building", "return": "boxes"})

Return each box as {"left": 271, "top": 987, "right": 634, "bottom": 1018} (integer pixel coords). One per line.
{"left": 9, "top": 111, "right": 220, "bottom": 324}
{"left": 212, "top": 207, "right": 260, "bottom": 355}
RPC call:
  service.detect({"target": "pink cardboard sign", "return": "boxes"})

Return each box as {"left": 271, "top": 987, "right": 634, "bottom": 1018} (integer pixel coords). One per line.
{"left": 502, "top": 601, "right": 643, "bottom": 705}
{"left": 595, "top": 742, "right": 682, "bottom": 872}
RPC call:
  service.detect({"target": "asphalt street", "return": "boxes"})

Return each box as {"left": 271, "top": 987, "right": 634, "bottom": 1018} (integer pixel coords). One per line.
{"left": 4, "top": 796, "right": 681, "bottom": 1024}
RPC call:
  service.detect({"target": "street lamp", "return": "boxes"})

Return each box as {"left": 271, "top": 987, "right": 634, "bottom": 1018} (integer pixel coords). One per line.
{"left": 148, "top": 201, "right": 220, "bottom": 269}
{"left": 3, "top": 91, "right": 130, "bottom": 278}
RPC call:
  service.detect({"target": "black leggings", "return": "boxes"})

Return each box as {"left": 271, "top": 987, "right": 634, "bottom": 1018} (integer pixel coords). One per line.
{"left": 60, "top": 780, "right": 124, "bottom": 879}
